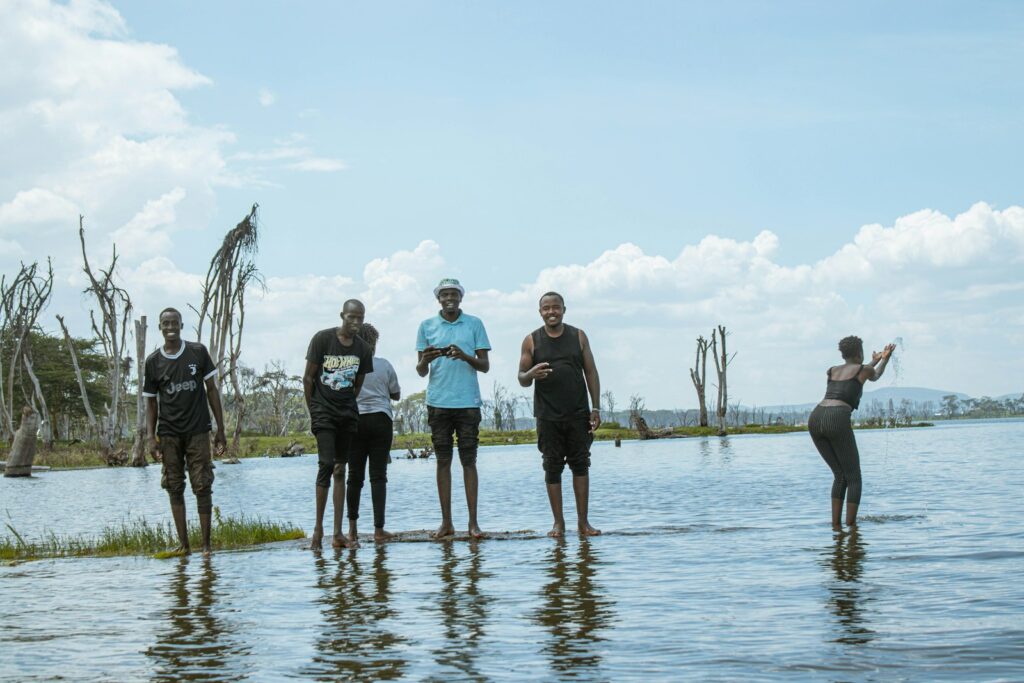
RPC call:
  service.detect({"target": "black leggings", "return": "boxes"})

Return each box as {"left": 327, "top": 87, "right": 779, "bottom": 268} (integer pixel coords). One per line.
{"left": 347, "top": 412, "right": 393, "bottom": 528}
{"left": 809, "top": 405, "right": 862, "bottom": 505}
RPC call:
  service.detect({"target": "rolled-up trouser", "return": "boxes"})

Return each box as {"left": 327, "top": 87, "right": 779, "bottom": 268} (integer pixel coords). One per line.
{"left": 160, "top": 432, "right": 214, "bottom": 512}
{"left": 808, "top": 404, "right": 862, "bottom": 505}
{"left": 427, "top": 407, "right": 481, "bottom": 466}
{"left": 314, "top": 418, "right": 358, "bottom": 489}
{"left": 347, "top": 412, "right": 393, "bottom": 528}
{"left": 537, "top": 418, "right": 593, "bottom": 485}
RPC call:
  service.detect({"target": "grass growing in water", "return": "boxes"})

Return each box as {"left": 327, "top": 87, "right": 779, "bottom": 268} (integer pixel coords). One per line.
{"left": 1, "top": 509, "right": 304, "bottom": 562}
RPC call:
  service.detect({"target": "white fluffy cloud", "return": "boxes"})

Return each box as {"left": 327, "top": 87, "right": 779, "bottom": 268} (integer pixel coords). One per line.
{"left": 2, "top": 1, "right": 1021, "bottom": 409}
{"left": 226, "top": 203, "right": 1024, "bottom": 408}
{"left": 0, "top": 0, "right": 226, "bottom": 273}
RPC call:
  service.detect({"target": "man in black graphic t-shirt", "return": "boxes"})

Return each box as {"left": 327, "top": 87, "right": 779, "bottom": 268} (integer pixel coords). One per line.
{"left": 143, "top": 307, "right": 227, "bottom": 554}
{"left": 303, "top": 299, "right": 373, "bottom": 550}
{"left": 518, "top": 292, "right": 602, "bottom": 538}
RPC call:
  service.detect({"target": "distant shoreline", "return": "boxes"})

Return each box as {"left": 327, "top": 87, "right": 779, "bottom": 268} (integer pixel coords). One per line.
{"left": 2, "top": 421, "right": 947, "bottom": 471}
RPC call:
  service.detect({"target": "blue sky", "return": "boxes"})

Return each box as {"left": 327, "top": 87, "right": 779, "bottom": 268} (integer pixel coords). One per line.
{"left": 2, "top": 1, "right": 1023, "bottom": 407}
{"left": 109, "top": 1, "right": 1024, "bottom": 277}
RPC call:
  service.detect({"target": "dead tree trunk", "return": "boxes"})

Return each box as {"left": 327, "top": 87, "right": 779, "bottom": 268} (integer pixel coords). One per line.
{"left": 130, "top": 316, "right": 148, "bottom": 467}
{"left": 194, "top": 204, "right": 263, "bottom": 457}
{"left": 0, "top": 260, "right": 54, "bottom": 442}
{"left": 57, "top": 314, "right": 111, "bottom": 455}
{"left": 628, "top": 393, "right": 654, "bottom": 439}
{"left": 711, "top": 325, "right": 736, "bottom": 436}
{"left": 77, "top": 217, "right": 132, "bottom": 460}
{"left": 689, "top": 335, "right": 710, "bottom": 427}
{"left": 22, "top": 353, "right": 52, "bottom": 449}
{"left": 4, "top": 407, "right": 39, "bottom": 477}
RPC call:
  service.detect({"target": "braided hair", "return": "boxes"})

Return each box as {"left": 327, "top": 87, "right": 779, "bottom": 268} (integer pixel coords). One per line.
{"left": 358, "top": 322, "right": 379, "bottom": 356}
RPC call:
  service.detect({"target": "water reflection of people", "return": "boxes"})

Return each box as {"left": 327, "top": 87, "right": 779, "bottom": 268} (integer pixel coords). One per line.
{"left": 432, "top": 541, "right": 491, "bottom": 679}
{"left": 147, "top": 556, "right": 249, "bottom": 681}
{"left": 533, "top": 539, "right": 615, "bottom": 677}
{"left": 822, "top": 528, "right": 874, "bottom": 645}
{"left": 306, "top": 546, "right": 406, "bottom": 680}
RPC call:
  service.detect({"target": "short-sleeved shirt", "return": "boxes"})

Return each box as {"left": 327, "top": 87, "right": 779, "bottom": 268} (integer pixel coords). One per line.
{"left": 142, "top": 341, "right": 218, "bottom": 436}
{"left": 357, "top": 357, "right": 401, "bottom": 419}
{"left": 416, "top": 312, "right": 491, "bottom": 408}
{"left": 306, "top": 328, "right": 373, "bottom": 429}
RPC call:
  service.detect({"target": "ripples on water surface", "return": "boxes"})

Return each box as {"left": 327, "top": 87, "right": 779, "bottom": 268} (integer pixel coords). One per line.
{"left": 2, "top": 420, "right": 1023, "bottom": 681}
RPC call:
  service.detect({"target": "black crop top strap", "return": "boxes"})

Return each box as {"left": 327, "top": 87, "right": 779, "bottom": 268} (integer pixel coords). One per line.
{"left": 822, "top": 365, "right": 865, "bottom": 409}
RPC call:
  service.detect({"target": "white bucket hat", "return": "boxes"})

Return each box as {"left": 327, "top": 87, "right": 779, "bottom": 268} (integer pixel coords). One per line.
{"left": 433, "top": 277, "right": 465, "bottom": 298}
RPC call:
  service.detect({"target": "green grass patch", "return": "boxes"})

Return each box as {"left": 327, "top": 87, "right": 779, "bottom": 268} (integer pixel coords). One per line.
{"left": 1, "top": 509, "right": 304, "bottom": 563}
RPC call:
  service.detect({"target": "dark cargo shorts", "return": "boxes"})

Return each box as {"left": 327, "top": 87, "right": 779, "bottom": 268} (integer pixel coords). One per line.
{"left": 160, "top": 431, "right": 214, "bottom": 511}
{"left": 427, "top": 407, "right": 481, "bottom": 466}
{"left": 537, "top": 418, "right": 593, "bottom": 484}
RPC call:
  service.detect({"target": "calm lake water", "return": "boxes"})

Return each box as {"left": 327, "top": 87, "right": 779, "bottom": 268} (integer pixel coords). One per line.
{"left": 2, "top": 420, "right": 1023, "bottom": 681}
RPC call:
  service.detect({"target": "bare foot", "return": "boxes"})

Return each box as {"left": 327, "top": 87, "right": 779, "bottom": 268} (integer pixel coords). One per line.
{"left": 347, "top": 532, "right": 361, "bottom": 548}
{"left": 201, "top": 545, "right": 212, "bottom": 556}
{"left": 374, "top": 528, "right": 394, "bottom": 543}
{"left": 578, "top": 523, "right": 602, "bottom": 536}
{"left": 173, "top": 545, "right": 192, "bottom": 556}
{"left": 331, "top": 533, "right": 350, "bottom": 549}
{"left": 432, "top": 523, "right": 455, "bottom": 539}
{"left": 548, "top": 521, "right": 565, "bottom": 538}
{"left": 310, "top": 527, "right": 324, "bottom": 550}
{"left": 468, "top": 523, "right": 484, "bottom": 539}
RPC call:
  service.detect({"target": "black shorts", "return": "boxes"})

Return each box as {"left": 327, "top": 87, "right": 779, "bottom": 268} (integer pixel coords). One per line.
{"left": 427, "top": 407, "right": 481, "bottom": 466}
{"left": 537, "top": 418, "right": 593, "bottom": 484}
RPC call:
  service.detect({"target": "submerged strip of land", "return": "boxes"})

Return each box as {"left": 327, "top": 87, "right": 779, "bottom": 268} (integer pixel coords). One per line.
{"left": 1, "top": 512, "right": 304, "bottom": 563}
{"left": 1, "top": 422, "right": 935, "bottom": 470}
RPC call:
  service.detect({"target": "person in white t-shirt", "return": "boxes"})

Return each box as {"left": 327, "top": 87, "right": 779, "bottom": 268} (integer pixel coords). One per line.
{"left": 334, "top": 322, "right": 402, "bottom": 545}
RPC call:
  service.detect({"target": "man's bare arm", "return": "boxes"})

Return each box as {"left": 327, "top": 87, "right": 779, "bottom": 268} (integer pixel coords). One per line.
{"left": 580, "top": 329, "right": 602, "bottom": 431}
{"left": 146, "top": 396, "right": 159, "bottom": 460}
{"left": 416, "top": 347, "right": 443, "bottom": 377}
{"left": 205, "top": 376, "right": 227, "bottom": 454}
{"left": 518, "top": 334, "right": 550, "bottom": 386}
{"left": 303, "top": 360, "right": 318, "bottom": 408}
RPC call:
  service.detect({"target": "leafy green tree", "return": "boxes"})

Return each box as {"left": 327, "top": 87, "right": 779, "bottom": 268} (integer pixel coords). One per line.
{"left": 3, "top": 330, "right": 108, "bottom": 440}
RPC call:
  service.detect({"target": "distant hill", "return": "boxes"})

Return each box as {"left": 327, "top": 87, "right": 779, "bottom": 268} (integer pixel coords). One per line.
{"left": 860, "top": 386, "right": 970, "bottom": 404}
{"left": 500, "top": 387, "right": 1021, "bottom": 429}
{"left": 688, "top": 389, "right": 1007, "bottom": 417}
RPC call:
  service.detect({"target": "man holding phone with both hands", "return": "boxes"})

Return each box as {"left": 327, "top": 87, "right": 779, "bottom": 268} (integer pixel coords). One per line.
{"left": 416, "top": 278, "right": 491, "bottom": 539}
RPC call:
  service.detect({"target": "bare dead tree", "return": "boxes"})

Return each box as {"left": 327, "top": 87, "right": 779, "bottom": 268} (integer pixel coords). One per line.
{"left": 252, "top": 360, "right": 302, "bottom": 436}
{"left": 194, "top": 204, "right": 263, "bottom": 456}
{"left": 56, "top": 314, "right": 104, "bottom": 450}
{"left": 0, "top": 259, "right": 54, "bottom": 442}
{"left": 501, "top": 392, "right": 521, "bottom": 431}
{"left": 77, "top": 217, "right": 132, "bottom": 459}
{"left": 489, "top": 382, "right": 507, "bottom": 431}
{"left": 21, "top": 351, "right": 52, "bottom": 448}
{"left": 628, "top": 393, "right": 654, "bottom": 439}
{"left": 710, "top": 325, "right": 736, "bottom": 435}
{"left": 689, "top": 335, "right": 710, "bottom": 427}
{"left": 3, "top": 407, "right": 39, "bottom": 477}
{"left": 601, "top": 390, "right": 616, "bottom": 424}
{"left": 130, "top": 316, "right": 148, "bottom": 467}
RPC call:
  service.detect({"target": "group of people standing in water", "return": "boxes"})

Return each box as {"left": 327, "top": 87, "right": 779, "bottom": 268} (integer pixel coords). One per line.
{"left": 301, "top": 277, "right": 603, "bottom": 549}
{"left": 142, "top": 276, "right": 894, "bottom": 554}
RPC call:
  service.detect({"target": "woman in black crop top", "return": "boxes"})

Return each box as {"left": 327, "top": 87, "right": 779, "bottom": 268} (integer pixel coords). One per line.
{"left": 809, "top": 336, "right": 895, "bottom": 529}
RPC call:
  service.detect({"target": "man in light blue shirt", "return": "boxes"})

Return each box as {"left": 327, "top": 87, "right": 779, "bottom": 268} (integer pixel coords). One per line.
{"left": 416, "top": 277, "right": 491, "bottom": 538}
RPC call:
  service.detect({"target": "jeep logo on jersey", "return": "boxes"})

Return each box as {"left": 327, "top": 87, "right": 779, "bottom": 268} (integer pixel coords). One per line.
{"left": 189, "top": 363, "right": 197, "bottom": 376}
{"left": 165, "top": 379, "right": 198, "bottom": 395}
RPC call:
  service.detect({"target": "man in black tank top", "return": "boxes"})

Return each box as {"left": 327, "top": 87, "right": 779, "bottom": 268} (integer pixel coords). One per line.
{"left": 518, "top": 292, "right": 602, "bottom": 537}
